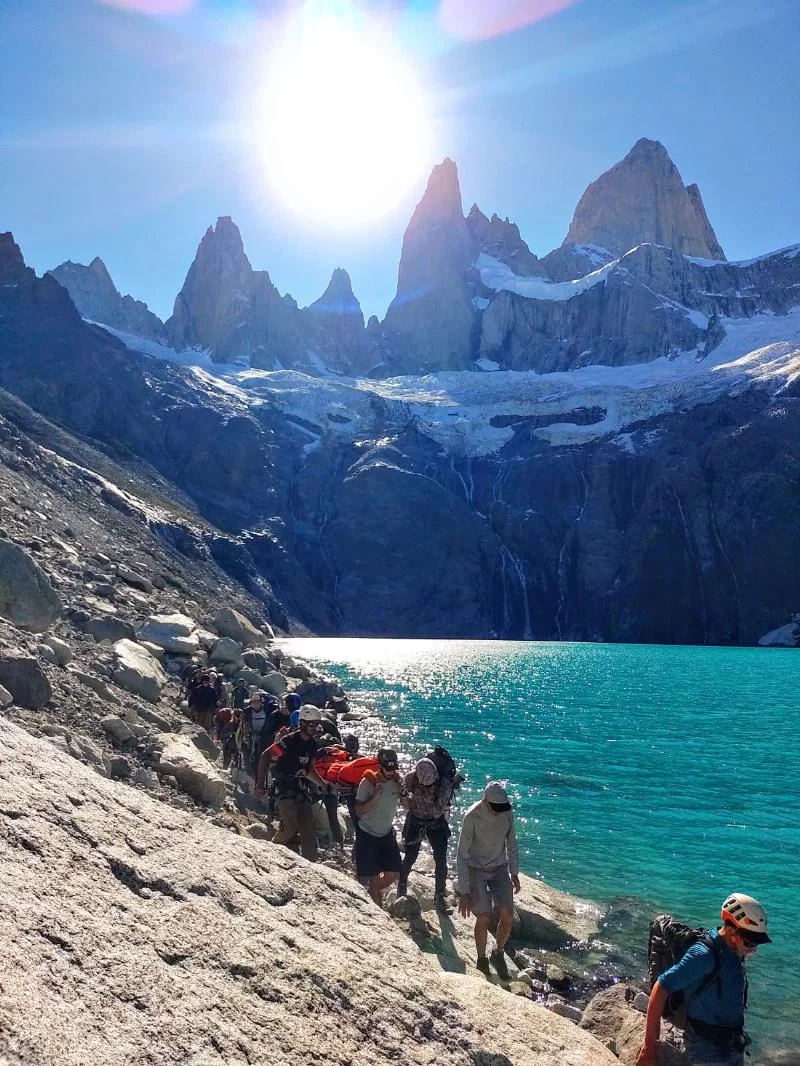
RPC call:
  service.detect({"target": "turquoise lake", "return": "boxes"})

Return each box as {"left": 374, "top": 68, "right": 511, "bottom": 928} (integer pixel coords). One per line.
{"left": 280, "top": 638, "right": 799, "bottom": 1061}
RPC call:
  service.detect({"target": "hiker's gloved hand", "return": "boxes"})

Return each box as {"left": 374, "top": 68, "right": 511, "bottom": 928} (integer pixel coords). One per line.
{"left": 512, "top": 875, "right": 521, "bottom": 894}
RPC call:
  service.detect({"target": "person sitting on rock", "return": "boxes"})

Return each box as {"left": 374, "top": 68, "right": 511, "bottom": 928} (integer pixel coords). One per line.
{"left": 255, "top": 704, "right": 326, "bottom": 862}
{"left": 187, "top": 674, "right": 218, "bottom": 734}
{"left": 397, "top": 757, "right": 453, "bottom": 914}
{"left": 456, "top": 781, "right": 520, "bottom": 980}
{"left": 636, "top": 893, "right": 771, "bottom": 1066}
{"left": 353, "top": 748, "right": 409, "bottom": 907}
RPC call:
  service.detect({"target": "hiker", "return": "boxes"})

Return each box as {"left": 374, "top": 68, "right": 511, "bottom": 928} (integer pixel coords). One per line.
{"left": 254, "top": 704, "right": 326, "bottom": 862}
{"left": 240, "top": 690, "right": 279, "bottom": 778}
{"left": 397, "top": 756, "right": 454, "bottom": 913}
{"left": 187, "top": 674, "right": 219, "bottom": 733}
{"left": 232, "top": 677, "right": 248, "bottom": 710}
{"left": 456, "top": 781, "right": 520, "bottom": 979}
{"left": 353, "top": 747, "right": 409, "bottom": 906}
{"left": 284, "top": 691, "right": 302, "bottom": 716}
{"left": 636, "top": 893, "right": 771, "bottom": 1066}
{"left": 180, "top": 661, "right": 202, "bottom": 699}
{"left": 214, "top": 704, "right": 240, "bottom": 770}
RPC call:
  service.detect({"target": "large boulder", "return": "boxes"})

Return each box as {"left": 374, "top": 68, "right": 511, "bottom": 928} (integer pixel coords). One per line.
{"left": 153, "top": 733, "right": 226, "bottom": 807}
{"left": 0, "top": 653, "right": 52, "bottom": 708}
{"left": 241, "top": 649, "right": 275, "bottom": 673}
{"left": 42, "top": 636, "right": 73, "bottom": 666}
{"left": 258, "top": 671, "right": 288, "bottom": 697}
{"left": 110, "top": 639, "right": 168, "bottom": 703}
{"left": 116, "top": 563, "right": 154, "bottom": 593}
{"left": 85, "top": 616, "right": 136, "bottom": 644}
{"left": 515, "top": 872, "right": 602, "bottom": 948}
{"left": 139, "top": 613, "right": 200, "bottom": 655}
{"left": 0, "top": 720, "right": 619, "bottom": 1066}
{"left": 212, "top": 606, "right": 270, "bottom": 646}
{"left": 0, "top": 540, "right": 62, "bottom": 632}
{"left": 580, "top": 983, "right": 688, "bottom": 1064}
{"left": 208, "top": 636, "right": 244, "bottom": 668}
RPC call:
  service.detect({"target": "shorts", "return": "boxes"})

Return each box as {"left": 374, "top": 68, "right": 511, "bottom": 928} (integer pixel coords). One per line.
{"left": 468, "top": 865, "right": 514, "bottom": 915}
{"left": 354, "top": 826, "right": 401, "bottom": 879}
{"left": 684, "top": 1027, "right": 745, "bottom": 1066}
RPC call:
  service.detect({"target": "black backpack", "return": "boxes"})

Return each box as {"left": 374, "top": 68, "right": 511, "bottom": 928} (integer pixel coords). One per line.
{"left": 426, "top": 745, "right": 463, "bottom": 805}
{"left": 648, "top": 914, "right": 739, "bottom": 1022}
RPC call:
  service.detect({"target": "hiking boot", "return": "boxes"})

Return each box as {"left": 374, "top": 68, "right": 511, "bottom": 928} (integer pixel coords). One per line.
{"left": 475, "top": 956, "right": 491, "bottom": 977}
{"left": 490, "top": 948, "right": 510, "bottom": 981}
{"left": 434, "top": 892, "right": 453, "bottom": 915}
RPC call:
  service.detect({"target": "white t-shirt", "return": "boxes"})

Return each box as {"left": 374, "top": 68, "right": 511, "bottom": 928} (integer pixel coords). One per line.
{"left": 355, "top": 776, "right": 401, "bottom": 837}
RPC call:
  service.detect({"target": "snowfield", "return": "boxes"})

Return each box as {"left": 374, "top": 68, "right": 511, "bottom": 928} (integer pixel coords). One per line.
{"left": 95, "top": 304, "right": 800, "bottom": 458}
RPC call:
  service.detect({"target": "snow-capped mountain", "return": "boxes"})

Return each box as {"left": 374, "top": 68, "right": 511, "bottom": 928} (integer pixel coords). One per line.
{"left": 5, "top": 138, "right": 798, "bottom": 643}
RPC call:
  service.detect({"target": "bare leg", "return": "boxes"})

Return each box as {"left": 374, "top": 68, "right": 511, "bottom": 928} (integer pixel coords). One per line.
{"left": 495, "top": 908, "right": 513, "bottom": 953}
{"left": 366, "top": 876, "right": 383, "bottom": 906}
{"left": 474, "top": 913, "right": 490, "bottom": 958}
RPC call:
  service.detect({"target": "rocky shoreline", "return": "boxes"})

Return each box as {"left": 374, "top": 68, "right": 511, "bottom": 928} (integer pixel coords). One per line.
{"left": 0, "top": 416, "right": 789, "bottom": 1064}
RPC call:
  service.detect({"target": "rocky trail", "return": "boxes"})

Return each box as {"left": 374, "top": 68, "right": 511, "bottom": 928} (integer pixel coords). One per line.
{"left": 0, "top": 387, "right": 700, "bottom": 1065}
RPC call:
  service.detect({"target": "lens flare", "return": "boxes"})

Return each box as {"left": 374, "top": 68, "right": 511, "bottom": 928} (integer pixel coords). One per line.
{"left": 255, "top": 12, "right": 434, "bottom": 227}
{"left": 438, "top": 0, "right": 582, "bottom": 42}
{"left": 97, "top": 0, "right": 196, "bottom": 14}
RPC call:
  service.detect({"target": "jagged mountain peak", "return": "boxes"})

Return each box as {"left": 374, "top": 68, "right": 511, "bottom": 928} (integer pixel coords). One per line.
{"left": 0, "top": 232, "right": 28, "bottom": 282}
{"left": 413, "top": 157, "right": 464, "bottom": 226}
{"left": 309, "top": 268, "right": 362, "bottom": 317}
{"left": 563, "top": 138, "right": 726, "bottom": 260}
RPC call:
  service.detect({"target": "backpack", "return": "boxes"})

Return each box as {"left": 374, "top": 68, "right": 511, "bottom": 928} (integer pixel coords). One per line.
{"left": 647, "top": 914, "right": 730, "bottom": 1022}
{"left": 426, "top": 745, "right": 461, "bottom": 805}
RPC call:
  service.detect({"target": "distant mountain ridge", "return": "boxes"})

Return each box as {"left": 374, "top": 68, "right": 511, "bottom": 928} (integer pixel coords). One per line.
{"left": 51, "top": 138, "right": 747, "bottom": 379}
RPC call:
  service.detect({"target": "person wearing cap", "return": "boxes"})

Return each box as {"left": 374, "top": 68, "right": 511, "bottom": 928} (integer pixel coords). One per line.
{"left": 397, "top": 757, "right": 454, "bottom": 913}
{"left": 255, "top": 704, "right": 326, "bottom": 862}
{"left": 456, "top": 781, "right": 520, "bottom": 979}
{"left": 353, "top": 748, "right": 410, "bottom": 906}
{"left": 636, "top": 892, "right": 771, "bottom": 1066}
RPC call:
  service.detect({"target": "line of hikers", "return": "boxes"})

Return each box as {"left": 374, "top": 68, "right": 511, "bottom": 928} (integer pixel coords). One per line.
{"left": 180, "top": 665, "right": 771, "bottom": 1066}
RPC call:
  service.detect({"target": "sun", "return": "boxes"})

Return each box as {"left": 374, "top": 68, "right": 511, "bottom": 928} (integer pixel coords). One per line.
{"left": 257, "top": 14, "right": 434, "bottom": 227}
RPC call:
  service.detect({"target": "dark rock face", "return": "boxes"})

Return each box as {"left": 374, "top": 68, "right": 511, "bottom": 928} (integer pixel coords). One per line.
{"left": 307, "top": 269, "right": 379, "bottom": 376}
{"left": 466, "top": 205, "right": 546, "bottom": 277}
{"left": 382, "top": 159, "right": 476, "bottom": 374}
{"left": 563, "top": 138, "right": 726, "bottom": 260}
{"left": 0, "top": 232, "right": 277, "bottom": 532}
{"left": 166, "top": 216, "right": 308, "bottom": 368}
{"left": 48, "top": 258, "right": 165, "bottom": 342}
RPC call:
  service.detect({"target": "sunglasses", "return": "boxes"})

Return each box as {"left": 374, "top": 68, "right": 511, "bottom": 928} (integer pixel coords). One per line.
{"left": 488, "top": 801, "right": 512, "bottom": 812}
{"left": 381, "top": 762, "right": 398, "bottom": 771}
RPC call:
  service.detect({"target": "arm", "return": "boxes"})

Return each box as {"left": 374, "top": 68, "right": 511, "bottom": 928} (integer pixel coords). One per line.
{"left": 254, "top": 746, "right": 272, "bottom": 797}
{"left": 506, "top": 816, "right": 521, "bottom": 892}
{"left": 456, "top": 813, "right": 475, "bottom": 901}
{"left": 635, "top": 981, "right": 669, "bottom": 1066}
{"left": 354, "top": 779, "right": 378, "bottom": 817}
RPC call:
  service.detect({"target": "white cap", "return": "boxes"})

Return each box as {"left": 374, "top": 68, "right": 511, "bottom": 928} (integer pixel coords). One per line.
{"left": 484, "top": 781, "right": 509, "bottom": 804}
{"left": 299, "top": 704, "right": 324, "bottom": 722}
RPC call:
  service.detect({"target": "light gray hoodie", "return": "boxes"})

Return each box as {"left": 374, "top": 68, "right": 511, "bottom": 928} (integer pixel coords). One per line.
{"left": 456, "top": 799, "right": 520, "bottom": 894}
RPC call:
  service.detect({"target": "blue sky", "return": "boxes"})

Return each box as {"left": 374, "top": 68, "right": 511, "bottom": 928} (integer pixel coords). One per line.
{"left": 1, "top": 0, "right": 799, "bottom": 322}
